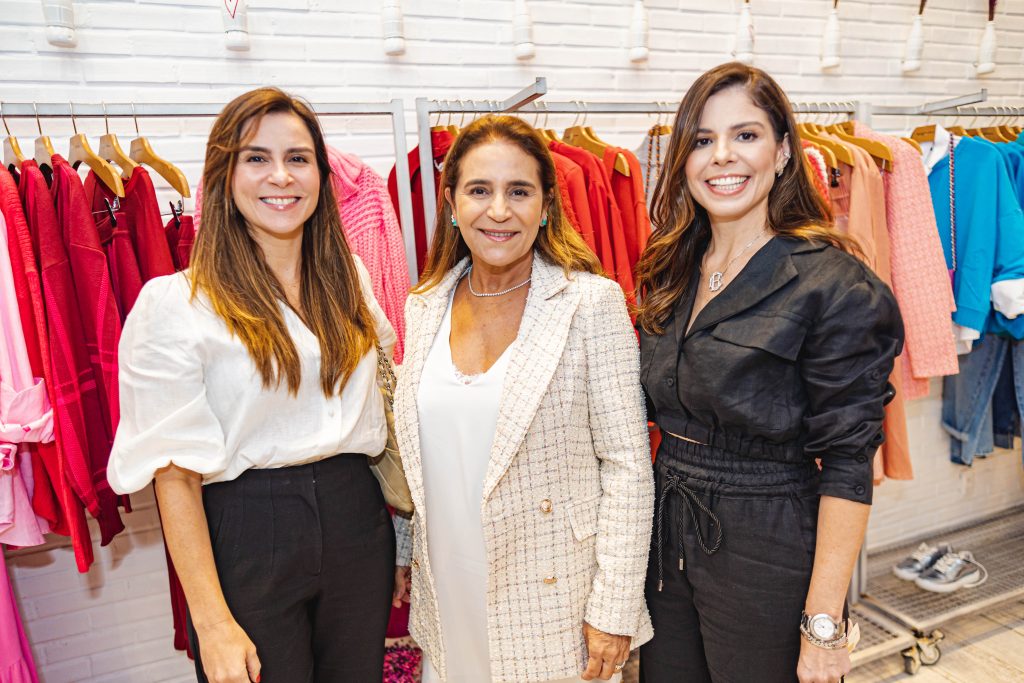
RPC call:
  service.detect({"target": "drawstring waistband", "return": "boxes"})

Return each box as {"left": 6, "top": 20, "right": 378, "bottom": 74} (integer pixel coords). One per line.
{"left": 656, "top": 472, "right": 724, "bottom": 591}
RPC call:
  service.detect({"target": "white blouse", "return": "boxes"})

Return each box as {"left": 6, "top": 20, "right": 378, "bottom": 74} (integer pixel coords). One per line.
{"left": 107, "top": 256, "right": 396, "bottom": 494}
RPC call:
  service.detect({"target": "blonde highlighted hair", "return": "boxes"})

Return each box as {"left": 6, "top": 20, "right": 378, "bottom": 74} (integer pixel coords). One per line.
{"left": 190, "top": 87, "right": 376, "bottom": 397}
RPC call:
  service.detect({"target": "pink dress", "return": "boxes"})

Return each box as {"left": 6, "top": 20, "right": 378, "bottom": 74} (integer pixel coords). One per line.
{"left": 0, "top": 212, "right": 51, "bottom": 547}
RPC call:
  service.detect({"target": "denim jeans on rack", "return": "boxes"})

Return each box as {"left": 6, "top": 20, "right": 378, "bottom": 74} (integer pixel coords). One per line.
{"left": 942, "top": 335, "right": 1024, "bottom": 466}
{"left": 992, "top": 357, "right": 1020, "bottom": 449}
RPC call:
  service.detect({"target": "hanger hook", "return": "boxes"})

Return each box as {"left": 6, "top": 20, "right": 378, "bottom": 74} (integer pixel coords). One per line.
{"left": 69, "top": 101, "right": 78, "bottom": 135}
{"left": 102, "top": 101, "right": 110, "bottom": 135}
{"left": 131, "top": 102, "right": 140, "bottom": 137}
{"left": 459, "top": 100, "right": 467, "bottom": 128}
{"left": 32, "top": 102, "right": 43, "bottom": 136}
{"left": 0, "top": 102, "right": 11, "bottom": 138}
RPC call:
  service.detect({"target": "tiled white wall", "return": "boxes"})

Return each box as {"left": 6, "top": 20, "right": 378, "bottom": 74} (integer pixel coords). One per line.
{"left": 3, "top": 0, "right": 1024, "bottom": 680}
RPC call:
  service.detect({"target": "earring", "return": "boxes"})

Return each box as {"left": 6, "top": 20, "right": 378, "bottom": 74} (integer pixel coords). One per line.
{"left": 451, "top": 215, "right": 458, "bottom": 228}
{"left": 540, "top": 216, "right": 548, "bottom": 227}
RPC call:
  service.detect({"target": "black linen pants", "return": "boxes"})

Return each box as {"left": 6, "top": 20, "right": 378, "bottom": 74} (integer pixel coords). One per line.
{"left": 187, "top": 454, "right": 395, "bottom": 683}
{"left": 639, "top": 438, "right": 822, "bottom": 683}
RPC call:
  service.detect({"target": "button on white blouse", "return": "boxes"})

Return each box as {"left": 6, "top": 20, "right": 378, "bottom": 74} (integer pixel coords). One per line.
{"left": 108, "top": 256, "right": 395, "bottom": 494}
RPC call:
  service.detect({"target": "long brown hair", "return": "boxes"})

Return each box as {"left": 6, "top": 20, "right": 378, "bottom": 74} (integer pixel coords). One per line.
{"left": 634, "top": 62, "right": 857, "bottom": 334}
{"left": 190, "top": 87, "right": 376, "bottom": 397}
{"left": 414, "top": 114, "right": 601, "bottom": 293}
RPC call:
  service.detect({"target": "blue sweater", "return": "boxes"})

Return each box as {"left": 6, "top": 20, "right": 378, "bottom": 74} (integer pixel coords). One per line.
{"left": 928, "top": 136, "right": 1024, "bottom": 336}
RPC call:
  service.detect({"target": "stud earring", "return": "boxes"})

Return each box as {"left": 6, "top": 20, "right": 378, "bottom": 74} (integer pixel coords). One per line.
{"left": 540, "top": 216, "right": 548, "bottom": 227}
{"left": 451, "top": 215, "right": 458, "bottom": 228}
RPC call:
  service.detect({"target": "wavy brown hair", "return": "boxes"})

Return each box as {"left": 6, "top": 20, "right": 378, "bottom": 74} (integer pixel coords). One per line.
{"left": 190, "top": 87, "right": 375, "bottom": 397}
{"left": 635, "top": 62, "right": 858, "bottom": 334}
{"left": 414, "top": 114, "right": 601, "bottom": 293}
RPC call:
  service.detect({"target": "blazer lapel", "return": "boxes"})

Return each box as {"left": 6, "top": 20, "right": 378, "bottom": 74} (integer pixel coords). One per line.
{"left": 481, "top": 255, "right": 580, "bottom": 502}
{"left": 685, "top": 237, "right": 812, "bottom": 339}
{"left": 394, "top": 259, "right": 470, "bottom": 514}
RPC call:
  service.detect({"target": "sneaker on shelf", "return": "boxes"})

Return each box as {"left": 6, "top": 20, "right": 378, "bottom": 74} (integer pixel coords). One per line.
{"left": 893, "top": 542, "right": 953, "bottom": 581}
{"left": 914, "top": 550, "right": 987, "bottom": 593}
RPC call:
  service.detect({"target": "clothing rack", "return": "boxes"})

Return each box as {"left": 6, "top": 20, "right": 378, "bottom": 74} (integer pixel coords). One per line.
{"left": 414, "top": 78, "right": 863, "bottom": 242}
{"left": 0, "top": 100, "right": 419, "bottom": 283}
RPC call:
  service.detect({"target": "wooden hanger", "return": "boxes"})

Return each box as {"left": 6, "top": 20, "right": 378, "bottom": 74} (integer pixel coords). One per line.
{"left": 803, "top": 138, "right": 838, "bottom": 172}
{"left": 563, "top": 123, "right": 630, "bottom": 176}
{"left": 32, "top": 104, "right": 55, "bottom": 170}
{"left": 901, "top": 137, "right": 924, "bottom": 154}
{"left": 910, "top": 123, "right": 936, "bottom": 143}
{"left": 947, "top": 125, "right": 968, "bottom": 136}
{"left": 97, "top": 103, "right": 138, "bottom": 178}
{"left": 562, "top": 105, "right": 629, "bottom": 176}
{"left": 980, "top": 126, "right": 1010, "bottom": 143}
{"left": 127, "top": 104, "right": 190, "bottom": 197}
{"left": 67, "top": 103, "right": 124, "bottom": 197}
{"left": 797, "top": 122, "right": 854, "bottom": 167}
{"left": 827, "top": 121, "right": 894, "bottom": 172}
{"left": 1, "top": 103, "right": 25, "bottom": 171}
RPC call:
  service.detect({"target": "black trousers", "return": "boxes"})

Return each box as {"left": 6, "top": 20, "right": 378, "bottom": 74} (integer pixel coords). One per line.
{"left": 639, "top": 437, "right": 822, "bottom": 683}
{"left": 187, "top": 454, "right": 395, "bottom": 683}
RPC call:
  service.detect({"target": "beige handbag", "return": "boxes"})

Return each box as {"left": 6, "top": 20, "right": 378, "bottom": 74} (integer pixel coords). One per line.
{"left": 369, "top": 341, "right": 414, "bottom": 513}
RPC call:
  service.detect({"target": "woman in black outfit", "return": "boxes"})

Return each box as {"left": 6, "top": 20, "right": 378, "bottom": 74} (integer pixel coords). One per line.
{"left": 635, "top": 63, "right": 904, "bottom": 683}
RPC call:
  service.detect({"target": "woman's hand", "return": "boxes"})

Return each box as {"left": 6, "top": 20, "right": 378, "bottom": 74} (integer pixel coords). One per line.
{"left": 797, "top": 636, "right": 851, "bottom": 683}
{"left": 195, "top": 618, "right": 261, "bottom": 683}
{"left": 581, "top": 622, "right": 631, "bottom": 681}
{"left": 392, "top": 566, "right": 411, "bottom": 608}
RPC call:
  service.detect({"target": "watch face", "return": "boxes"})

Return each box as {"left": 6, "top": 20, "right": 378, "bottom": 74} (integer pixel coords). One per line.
{"left": 811, "top": 616, "right": 837, "bottom": 639}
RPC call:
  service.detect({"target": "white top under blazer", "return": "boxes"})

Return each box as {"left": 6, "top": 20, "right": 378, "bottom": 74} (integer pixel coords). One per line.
{"left": 107, "top": 256, "right": 396, "bottom": 494}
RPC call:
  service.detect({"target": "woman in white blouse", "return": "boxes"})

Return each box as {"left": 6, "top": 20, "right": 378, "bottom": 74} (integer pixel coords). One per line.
{"left": 108, "top": 88, "right": 399, "bottom": 683}
{"left": 394, "top": 115, "right": 654, "bottom": 683}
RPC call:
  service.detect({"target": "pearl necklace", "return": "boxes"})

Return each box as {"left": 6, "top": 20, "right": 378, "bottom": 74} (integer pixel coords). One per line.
{"left": 466, "top": 265, "right": 531, "bottom": 298}
{"left": 705, "top": 229, "right": 768, "bottom": 292}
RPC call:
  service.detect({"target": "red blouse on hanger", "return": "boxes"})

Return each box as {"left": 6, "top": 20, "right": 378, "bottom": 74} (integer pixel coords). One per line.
{"left": 550, "top": 151, "right": 596, "bottom": 252}
{"left": 387, "top": 130, "right": 454, "bottom": 276}
{"left": 85, "top": 167, "right": 175, "bottom": 282}
{"left": 548, "top": 140, "right": 635, "bottom": 301}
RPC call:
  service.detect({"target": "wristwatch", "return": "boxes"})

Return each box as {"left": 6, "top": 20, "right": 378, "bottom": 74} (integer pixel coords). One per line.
{"left": 800, "top": 612, "right": 848, "bottom": 650}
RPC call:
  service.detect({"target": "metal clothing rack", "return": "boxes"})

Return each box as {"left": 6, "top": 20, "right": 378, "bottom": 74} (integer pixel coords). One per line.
{"left": 0, "top": 100, "right": 419, "bottom": 282}
{"left": 414, "top": 78, "right": 862, "bottom": 243}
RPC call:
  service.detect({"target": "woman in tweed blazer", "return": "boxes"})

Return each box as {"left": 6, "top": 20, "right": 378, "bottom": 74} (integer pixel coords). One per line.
{"left": 393, "top": 115, "right": 654, "bottom": 683}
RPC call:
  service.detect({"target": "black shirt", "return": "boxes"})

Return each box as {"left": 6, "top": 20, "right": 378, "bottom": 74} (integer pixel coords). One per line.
{"left": 639, "top": 236, "right": 904, "bottom": 504}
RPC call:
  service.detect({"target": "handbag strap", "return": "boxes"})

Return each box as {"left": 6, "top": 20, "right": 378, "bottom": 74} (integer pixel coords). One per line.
{"left": 376, "top": 341, "right": 397, "bottom": 409}
{"left": 949, "top": 132, "right": 957, "bottom": 274}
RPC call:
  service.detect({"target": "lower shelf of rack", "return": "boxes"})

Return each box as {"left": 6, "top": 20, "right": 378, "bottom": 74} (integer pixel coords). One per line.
{"left": 860, "top": 505, "right": 1024, "bottom": 634}
{"left": 850, "top": 603, "right": 916, "bottom": 669}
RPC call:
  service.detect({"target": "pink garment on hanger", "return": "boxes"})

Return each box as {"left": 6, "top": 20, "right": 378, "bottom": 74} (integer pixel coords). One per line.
{"left": 852, "top": 123, "right": 959, "bottom": 399}
{"left": 0, "top": 214, "right": 50, "bottom": 547}
{"left": 0, "top": 557, "right": 39, "bottom": 683}
{"left": 327, "top": 147, "right": 409, "bottom": 363}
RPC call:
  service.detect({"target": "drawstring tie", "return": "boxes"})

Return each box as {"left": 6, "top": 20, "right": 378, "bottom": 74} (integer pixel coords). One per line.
{"left": 656, "top": 472, "right": 724, "bottom": 591}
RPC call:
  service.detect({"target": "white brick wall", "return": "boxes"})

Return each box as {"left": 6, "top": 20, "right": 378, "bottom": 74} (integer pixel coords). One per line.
{"left": 3, "top": 0, "right": 1024, "bottom": 680}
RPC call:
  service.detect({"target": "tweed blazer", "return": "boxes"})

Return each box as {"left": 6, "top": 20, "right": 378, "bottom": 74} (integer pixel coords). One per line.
{"left": 394, "top": 253, "right": 654, "bottom": 683}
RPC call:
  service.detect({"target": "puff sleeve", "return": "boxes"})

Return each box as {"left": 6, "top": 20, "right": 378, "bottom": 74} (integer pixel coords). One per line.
{"left": 107, "top": 275, "right": 229, "bottom": 494}
{"left": 800, "top": 273, "right": 904, "bottom": 505}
